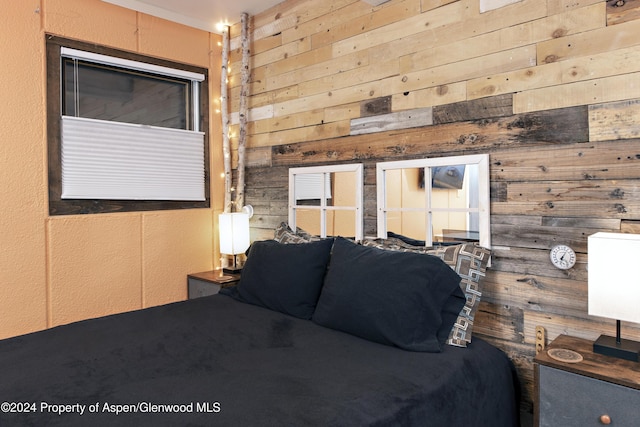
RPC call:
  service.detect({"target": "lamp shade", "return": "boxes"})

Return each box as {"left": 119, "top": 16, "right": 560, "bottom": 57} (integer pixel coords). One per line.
{"left": 219, "top": 212, "right": 250, "bottom": 255}
{"left": 588, "top": 232, "right": 640, "bottom": 324}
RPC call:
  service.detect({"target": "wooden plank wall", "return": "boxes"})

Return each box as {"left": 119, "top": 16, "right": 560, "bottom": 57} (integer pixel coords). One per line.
{"left": 226, "top": 0, "right": 640, "bottom": 412}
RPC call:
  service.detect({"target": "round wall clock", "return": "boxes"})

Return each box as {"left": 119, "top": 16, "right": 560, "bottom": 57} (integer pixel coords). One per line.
{"left": 550, "top": 244, "right": 576, "bottom": 270}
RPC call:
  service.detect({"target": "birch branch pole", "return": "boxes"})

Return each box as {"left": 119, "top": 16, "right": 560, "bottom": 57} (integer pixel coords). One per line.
{"left": 234, "top": 12, "right": 250, "bottom": 212}
{"left": 220, "top": 24, "right": 232, "bottom": 213}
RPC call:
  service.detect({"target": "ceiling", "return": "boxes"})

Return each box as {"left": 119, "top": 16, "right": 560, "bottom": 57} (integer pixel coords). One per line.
{"left": 102, "top": 0, "right": 286, "bottom": 34}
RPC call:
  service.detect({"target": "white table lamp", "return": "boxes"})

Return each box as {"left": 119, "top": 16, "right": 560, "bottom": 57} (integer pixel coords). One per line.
{"left": 588, "top": 232, "right": 640, "bottom": 362}
{"left": 219, "top": 212, "right": 250, "bottom": 273}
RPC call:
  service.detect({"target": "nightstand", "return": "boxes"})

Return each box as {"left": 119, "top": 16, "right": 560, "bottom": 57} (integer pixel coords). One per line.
{"left": 534, "top": 334, "right": 640, "bottom": 426}
{"left": 187, "top": 270, "right": 240, "bottom": 299}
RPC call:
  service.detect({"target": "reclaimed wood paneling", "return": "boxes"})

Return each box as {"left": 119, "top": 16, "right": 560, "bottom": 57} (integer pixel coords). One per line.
{"left": 350, "top": 107, "right": 432, "bottom": 135}
{"left": 298, "top": 60, "right": 400, "bottom": 97}
{"left": 433, "top": 94, "right": 513, "bottom": 124}
{"left": 548, "top": 0, "right": 601, "bottom": 15}
{"left": 607, "top": 0, "right": 640, "bottom": 26}
{"left": 331, "top": 2, "right": 461, "bottom": 59}
{"left": 360, "top": 96, "right": 392, "bottom": 117}
{"left": 420, "top": 0, "right": 457, "bottom": 12}
{"left": 392, "top": 81, "right": 467, "bottom": 111}
{"left": 268, "top": 106, "right": 588, "bottom": 166}
{"left": 514, "top": 72, "right": 640, "bottom": 114}
{"left": 280, "top": 0, "right": 364, "bottom": 45}
{"left": 491, "top": 139, "right": 640, "bottom": 182}
{"left": 537, "top": 15, "right": 639, "bottom": 65}
{"left": 589, "top": 99, "right": 640, "bottom": 141}
{"left": 468, "top": 45, "right": 640, "bottom": 101}
{"left": 232, "top": 0, "right": 640, "bottom": 416}
{"left": 405, "top": 3, "right": 601, "bottom": 74}
{"left": 310, "top": 0, "right": 421, "bottom": 49}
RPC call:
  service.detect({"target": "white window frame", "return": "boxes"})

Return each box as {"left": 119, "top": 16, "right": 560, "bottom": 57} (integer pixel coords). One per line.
{"left": 289, "top": 164, "right": 364, "bottom": 241}
{"left": 60, "top": 47, "right": 206, "bottom": 202}
{"left": 376, "top": 154, "right": 491, "bottom": 248}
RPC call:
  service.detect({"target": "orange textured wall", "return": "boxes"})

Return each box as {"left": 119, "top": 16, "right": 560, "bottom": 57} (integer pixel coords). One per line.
{"left": 0, "top": 0, "right": 223, "bottom": 339}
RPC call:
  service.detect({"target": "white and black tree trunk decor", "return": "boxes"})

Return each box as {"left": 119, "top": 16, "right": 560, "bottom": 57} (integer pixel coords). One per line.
{"left": 220, "top": 24, "right": 232, "bottom": 213}
{"left": 234, "top": 12, "right": 250, "bottom": 212}
{"left": 221, "top": 13, "right": 250, "bottom": 214}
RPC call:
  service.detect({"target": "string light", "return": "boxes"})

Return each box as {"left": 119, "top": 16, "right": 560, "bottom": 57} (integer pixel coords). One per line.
{"left": 215, "top": 21, "right": 230, "bottom": 33}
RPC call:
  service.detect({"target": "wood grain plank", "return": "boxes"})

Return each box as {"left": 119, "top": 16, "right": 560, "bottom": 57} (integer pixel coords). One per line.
{"left": 331, "top": 1, "right": 462, "bottom": 58}
{"left": 607, "top": 0, "right": 640, "bottom": 26}
{"left": 483, "top": 270, "right": 588, "bottom": 318}
{"left": 392, "top": 82, "right": 466, "bottom": 111}
{"left": 324, "top": 102, "right": 362, "bottom": 123}
{"left": 394, "top": 46, "right": 537, "bottom": 95}
{"left": 252, "top": 46, "right": 334, "bottom": 93}
{"left": 491, "top": 138, "right": 640, "bottom": 182}
{"left": 297, "top": 60, "right": 400, "bottom": 98}
{"left": 246, "top": 147, "right": 272, "bottom": 168}
{"left": 490, "top": 246, "right": 587, "bottom": 281}
{"left": 350, "top": 107, "right": 433, "bottom": 135}
{"left": 373, "top": 0, "right": 543, "bottom": 68}
{"left": 421, "top": 0, "right": 457, "bottom": 12}
{"left": 548, "top": 0, "right": 601, "bottom": 15}
{"left": 537, "top": 12, "right": 638, "bottom": 65}
{"left": 260, "top": 50, "right": 369, "bottom": 94}
{"left": 589, "top": 98, "right": 640, "bottom": 141}
{"left": 490, "top": 223, "right": 592, "bottom": 253}
{"left": 360, "top": 96, "right": 392, "bottom": 118}
{"left": 474, "top": 301, "right": 525, "bottom": 343}
{"left": 281, "top": 0, "right": 384, "bottom": 45}
{"left": 515, "top": 72, "right": 640, "bottom": 114}
{"left": 249, "top": 120, "right": 351, "bottom": 148}
{"left": 468, "top": 45, "right": 640, "bottom": 101}
{"left": 506, "top": 179, "right": 640, "bottom": 204}
{"left": 621, "top": 219, "right": 640, "bottom": 233}
{"left": 403, "top": 3, "right": 601, "bottom": 74}
{"left": 247, "top": 109, "right": 325, "bottom": 136}
{"left": 271, "top": 106, "right": 587, "bottom": 165}
{"left": 433, "top": 94, "right": 513, "bottom": 124}
{"left": 311, "top": 0, "right": 424, "bottom": 50}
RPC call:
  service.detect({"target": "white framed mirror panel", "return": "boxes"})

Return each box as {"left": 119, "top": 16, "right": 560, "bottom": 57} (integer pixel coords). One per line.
{"left": 376, "top": 154, "right": 490, "bottom": 248}
{"left": 289, "top": 163, "right": 364, "bottom": 241}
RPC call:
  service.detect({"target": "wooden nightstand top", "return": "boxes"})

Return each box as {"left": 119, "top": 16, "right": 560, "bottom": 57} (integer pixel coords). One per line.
{"left": 188, "top": 270, "right": 240, "bottom": 286}
{"left": 535, "top": 335, "right": 640, "bottom": 391}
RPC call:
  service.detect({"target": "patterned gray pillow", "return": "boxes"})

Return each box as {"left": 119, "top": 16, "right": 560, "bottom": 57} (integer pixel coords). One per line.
{"left": 362, "top": 238, "right": 490, "bottom": 347}
{"left": 273, "top": 222, "right": 320, "bottom": 244}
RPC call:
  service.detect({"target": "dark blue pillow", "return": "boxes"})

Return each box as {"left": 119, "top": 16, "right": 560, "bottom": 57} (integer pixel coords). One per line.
{"left": 312, "top": 237, "right": 464, "bottom": 352}
{"left": 387, "top": 231, "right": 426, "bottom": 247}
{"left": 236, "top": 238, "right": 334, "bottom": 319}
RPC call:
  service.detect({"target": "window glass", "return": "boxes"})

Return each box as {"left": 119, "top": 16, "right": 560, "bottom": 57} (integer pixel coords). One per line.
{"left": 63, "top": 60, "right": 190, "bottom": 130}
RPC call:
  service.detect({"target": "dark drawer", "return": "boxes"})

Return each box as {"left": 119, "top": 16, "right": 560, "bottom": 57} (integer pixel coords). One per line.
{"left": 187, "top": 278, "right": 221, "bottom": 299}
{"left": 539, "top": 365, "right": 640, "bottom": 426}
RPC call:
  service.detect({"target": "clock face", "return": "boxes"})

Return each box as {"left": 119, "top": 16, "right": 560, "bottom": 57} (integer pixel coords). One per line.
{"left": 550, "top": 245, "right": 576, "bottom": 270}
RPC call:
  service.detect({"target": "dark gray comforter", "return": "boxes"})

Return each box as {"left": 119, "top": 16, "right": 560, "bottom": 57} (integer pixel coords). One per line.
{"left": 0, "top": 294, "right": 519, "bottom": 426}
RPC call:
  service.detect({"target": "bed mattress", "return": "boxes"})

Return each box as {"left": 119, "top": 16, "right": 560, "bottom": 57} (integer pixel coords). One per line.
{"left": 0, "top": 294, "right": 519, "bottom": 426}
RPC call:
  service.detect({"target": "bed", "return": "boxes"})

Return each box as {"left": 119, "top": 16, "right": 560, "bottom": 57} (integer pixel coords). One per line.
{"left": 0, "top": 231, "right": 520, "bottom": 427}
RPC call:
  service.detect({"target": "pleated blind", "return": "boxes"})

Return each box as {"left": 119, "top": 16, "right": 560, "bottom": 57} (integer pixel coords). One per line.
{"left": 294, "top": 173, "right": 332, "bottom": 201}
{"left": 61, "top": 116, "right": 205, "bottom": 201}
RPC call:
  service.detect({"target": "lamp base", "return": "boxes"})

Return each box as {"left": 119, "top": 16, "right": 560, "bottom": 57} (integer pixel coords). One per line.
{"left": 593, "top": 335, "right": 640, "bottom": 362}
{"left": 222, "top": 267, "right": 242, "bottom": 274}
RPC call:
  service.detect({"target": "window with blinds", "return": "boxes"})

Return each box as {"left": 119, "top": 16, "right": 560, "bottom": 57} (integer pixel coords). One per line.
{"left": 46, "top": 36, "right": 210, "bottom": 215}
